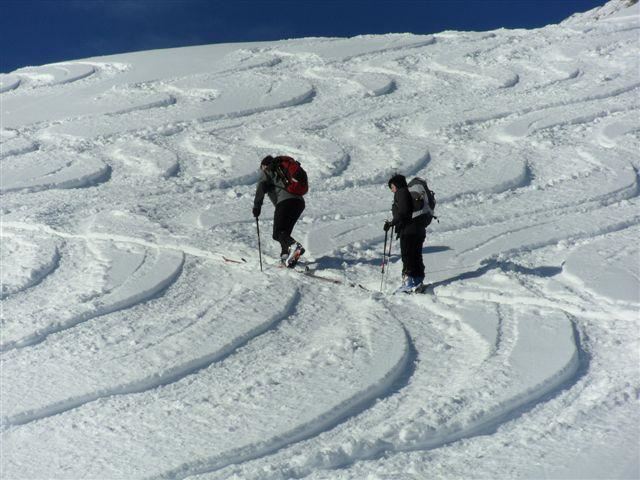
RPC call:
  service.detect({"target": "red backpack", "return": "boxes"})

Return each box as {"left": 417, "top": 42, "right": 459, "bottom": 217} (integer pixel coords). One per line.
{"left": 273, "top": 156, "right": 309, "bottom": 196}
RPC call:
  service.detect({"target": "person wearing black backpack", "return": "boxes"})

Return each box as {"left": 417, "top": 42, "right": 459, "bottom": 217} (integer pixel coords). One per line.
{"left": 384, "top": 173, "right": 430, "bottom": 293}
{"left": 253, "top": 155, "right": 306, "bottom": 268}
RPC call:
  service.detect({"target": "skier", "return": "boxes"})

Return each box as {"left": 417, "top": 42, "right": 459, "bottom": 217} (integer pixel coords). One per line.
{"left": 253, "top": 155, "right": 306, "bottom": 267}
{"left": 384, "top": 173, "right": 428, "bottom": 292}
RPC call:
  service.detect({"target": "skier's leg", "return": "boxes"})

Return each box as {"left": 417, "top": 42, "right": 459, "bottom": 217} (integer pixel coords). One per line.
{"left": 274, "top": 199, "right": 305, "bottom": 263}
{"left": 272, "top": 204, "right": 289, "bottom": 256}
{"left": 403, "top": 234, "right": 425, "bottom": 289}
{"left": 405, "top": 234, "right": 419, "bottom": 277}
{"left": 284, "top": 199, "right": 305, "bottom": 244}
{"left": 416, "top": 232, "right": 426, "bottom": 279}
{"left": 284, "top": 199, "right": 306, "bottom": 266}
{"left": 400, "top": 234, "right": 410, "bottom": 281}
{"left": 415, "top": 232, "right": 426, "bottom": 285}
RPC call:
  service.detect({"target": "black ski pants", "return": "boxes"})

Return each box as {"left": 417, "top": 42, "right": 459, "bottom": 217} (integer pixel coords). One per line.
{"left": 273, "top": 198, "right": 305, "bottom": 255}
{"left": 400, "top": 232, "right": 426, "bottom": 278}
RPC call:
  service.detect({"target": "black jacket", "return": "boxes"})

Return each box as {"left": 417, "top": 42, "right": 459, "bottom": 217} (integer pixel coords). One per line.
{"left": 391, "top": 187, "right": 426, "bottom": 236}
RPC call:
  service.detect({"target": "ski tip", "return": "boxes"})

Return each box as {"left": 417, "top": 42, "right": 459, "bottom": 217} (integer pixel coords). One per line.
{"left": 414, "top": 283, "right": 434, "bottom": 294}
{"left": 222, "top": 256, "right": 248, "bottom": 264}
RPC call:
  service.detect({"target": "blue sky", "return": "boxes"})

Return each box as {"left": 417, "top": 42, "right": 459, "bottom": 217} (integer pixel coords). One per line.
{"left": 1, "top": 0, "right": 605, "bottom": 74}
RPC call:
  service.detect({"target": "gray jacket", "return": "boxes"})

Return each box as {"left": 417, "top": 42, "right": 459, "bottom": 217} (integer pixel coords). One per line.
{"left": 253, "top": 169, "right": 303, "bottom": 210}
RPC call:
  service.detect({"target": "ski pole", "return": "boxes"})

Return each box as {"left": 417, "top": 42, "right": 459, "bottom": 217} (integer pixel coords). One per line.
{"left": 385, "top": 226, "right": 394, "bottom": 288}
{"left": 256, "top": 217, "right": 263, "bottom": 272}
{"left": 381, "top": 228, "right": 389, "bottom": 291}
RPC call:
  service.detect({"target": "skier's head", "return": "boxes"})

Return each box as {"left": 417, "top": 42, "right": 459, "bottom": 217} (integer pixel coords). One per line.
{"left": 388, "top": 174, "right": 407, "bottom": 191}
{"left": 261, "top": 155, "right": 275, "bottom": 171}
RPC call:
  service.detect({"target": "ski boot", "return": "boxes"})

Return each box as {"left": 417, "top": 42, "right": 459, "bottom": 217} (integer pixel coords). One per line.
{"left": 285, "top": 242, "right": 305, "bottom": 268}
{"left": 395, "top": 275, "right": 421, "bottom": 294}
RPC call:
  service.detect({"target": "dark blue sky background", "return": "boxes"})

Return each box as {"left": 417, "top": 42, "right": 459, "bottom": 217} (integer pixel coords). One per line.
{"left": 1, "top": 0, "right": 605, "bottom": 74}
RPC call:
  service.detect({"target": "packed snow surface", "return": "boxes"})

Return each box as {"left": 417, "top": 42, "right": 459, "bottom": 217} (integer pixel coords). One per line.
{"left": 1, "top": 1, "right": 639, "bottom": 479}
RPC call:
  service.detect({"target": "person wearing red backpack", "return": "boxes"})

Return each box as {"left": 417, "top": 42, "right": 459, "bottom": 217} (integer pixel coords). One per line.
{"left": 253, "top": 155, "right": 306, "bottom": 267}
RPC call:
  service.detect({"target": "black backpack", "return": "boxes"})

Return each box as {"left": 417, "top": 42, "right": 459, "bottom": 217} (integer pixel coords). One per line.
{"left": 407, "top": 177, "right": 436, "bottom": 223}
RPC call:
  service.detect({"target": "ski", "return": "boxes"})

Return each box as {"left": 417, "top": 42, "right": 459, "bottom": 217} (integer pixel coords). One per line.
{"left": 415, "top": 283, "right": 434, "bottom": 294}
{"left": 394, "top": 283, "right": 434, "bottom": 295}
{"left": 222, "top": 256, "right": 247, "bottom": 264}
{"left": 301, "top": 269, "right": 370, "bottom": 291}
{"left": 274, "top": 262, "right": 369, "bottom": 291}
{"left": 302, "top": 270, "right": 341, "bottom": 285}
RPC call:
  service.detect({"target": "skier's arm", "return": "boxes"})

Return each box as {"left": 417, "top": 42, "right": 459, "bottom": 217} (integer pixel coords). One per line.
{"left": 253, "top": 171, "right": 269, "bottom": 216}
{"left": 390, "top": 190, "right": 413, "bottom": 228}
{"left": 253, "top": 171, "right": 276, "bottom": 216}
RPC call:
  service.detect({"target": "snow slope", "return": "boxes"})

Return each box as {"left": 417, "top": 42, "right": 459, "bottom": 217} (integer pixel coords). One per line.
{"left": 1, "top": 1, "right": 639, "bottom": 479}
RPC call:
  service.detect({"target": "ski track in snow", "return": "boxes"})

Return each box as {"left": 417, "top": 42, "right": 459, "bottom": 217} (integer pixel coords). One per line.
{"left": 1, "top": 4, "right": 639, "bottom": 479}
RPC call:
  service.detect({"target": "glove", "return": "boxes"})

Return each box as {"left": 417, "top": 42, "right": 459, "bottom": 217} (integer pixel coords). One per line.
{"left": 383, "top": 220, "right": 392, "bottom": 232}
{"left": 252, "top": 206, "right": 261, "bottom": 218}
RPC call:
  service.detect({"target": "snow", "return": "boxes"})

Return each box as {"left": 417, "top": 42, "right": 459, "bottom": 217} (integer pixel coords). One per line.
{"left": 1, "top": 1, "right": 639, "bottom": 478}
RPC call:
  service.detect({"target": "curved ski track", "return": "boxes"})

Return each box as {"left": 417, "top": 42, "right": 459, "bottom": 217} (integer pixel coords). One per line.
{"left": 1, "top": 16, "right": 639, "bottom": 480}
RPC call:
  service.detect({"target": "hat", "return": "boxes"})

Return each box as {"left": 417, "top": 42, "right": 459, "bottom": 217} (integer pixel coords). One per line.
{"left": 388, "top": 174, "right": 407, "bottom": 189}
{"left": 261, "top": 155, "right": 275, "bottom": 167}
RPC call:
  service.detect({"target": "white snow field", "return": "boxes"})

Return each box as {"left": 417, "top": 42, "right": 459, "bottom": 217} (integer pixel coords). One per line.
{"left": 1, "top": 1, "right": 639, "bottom": 479}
